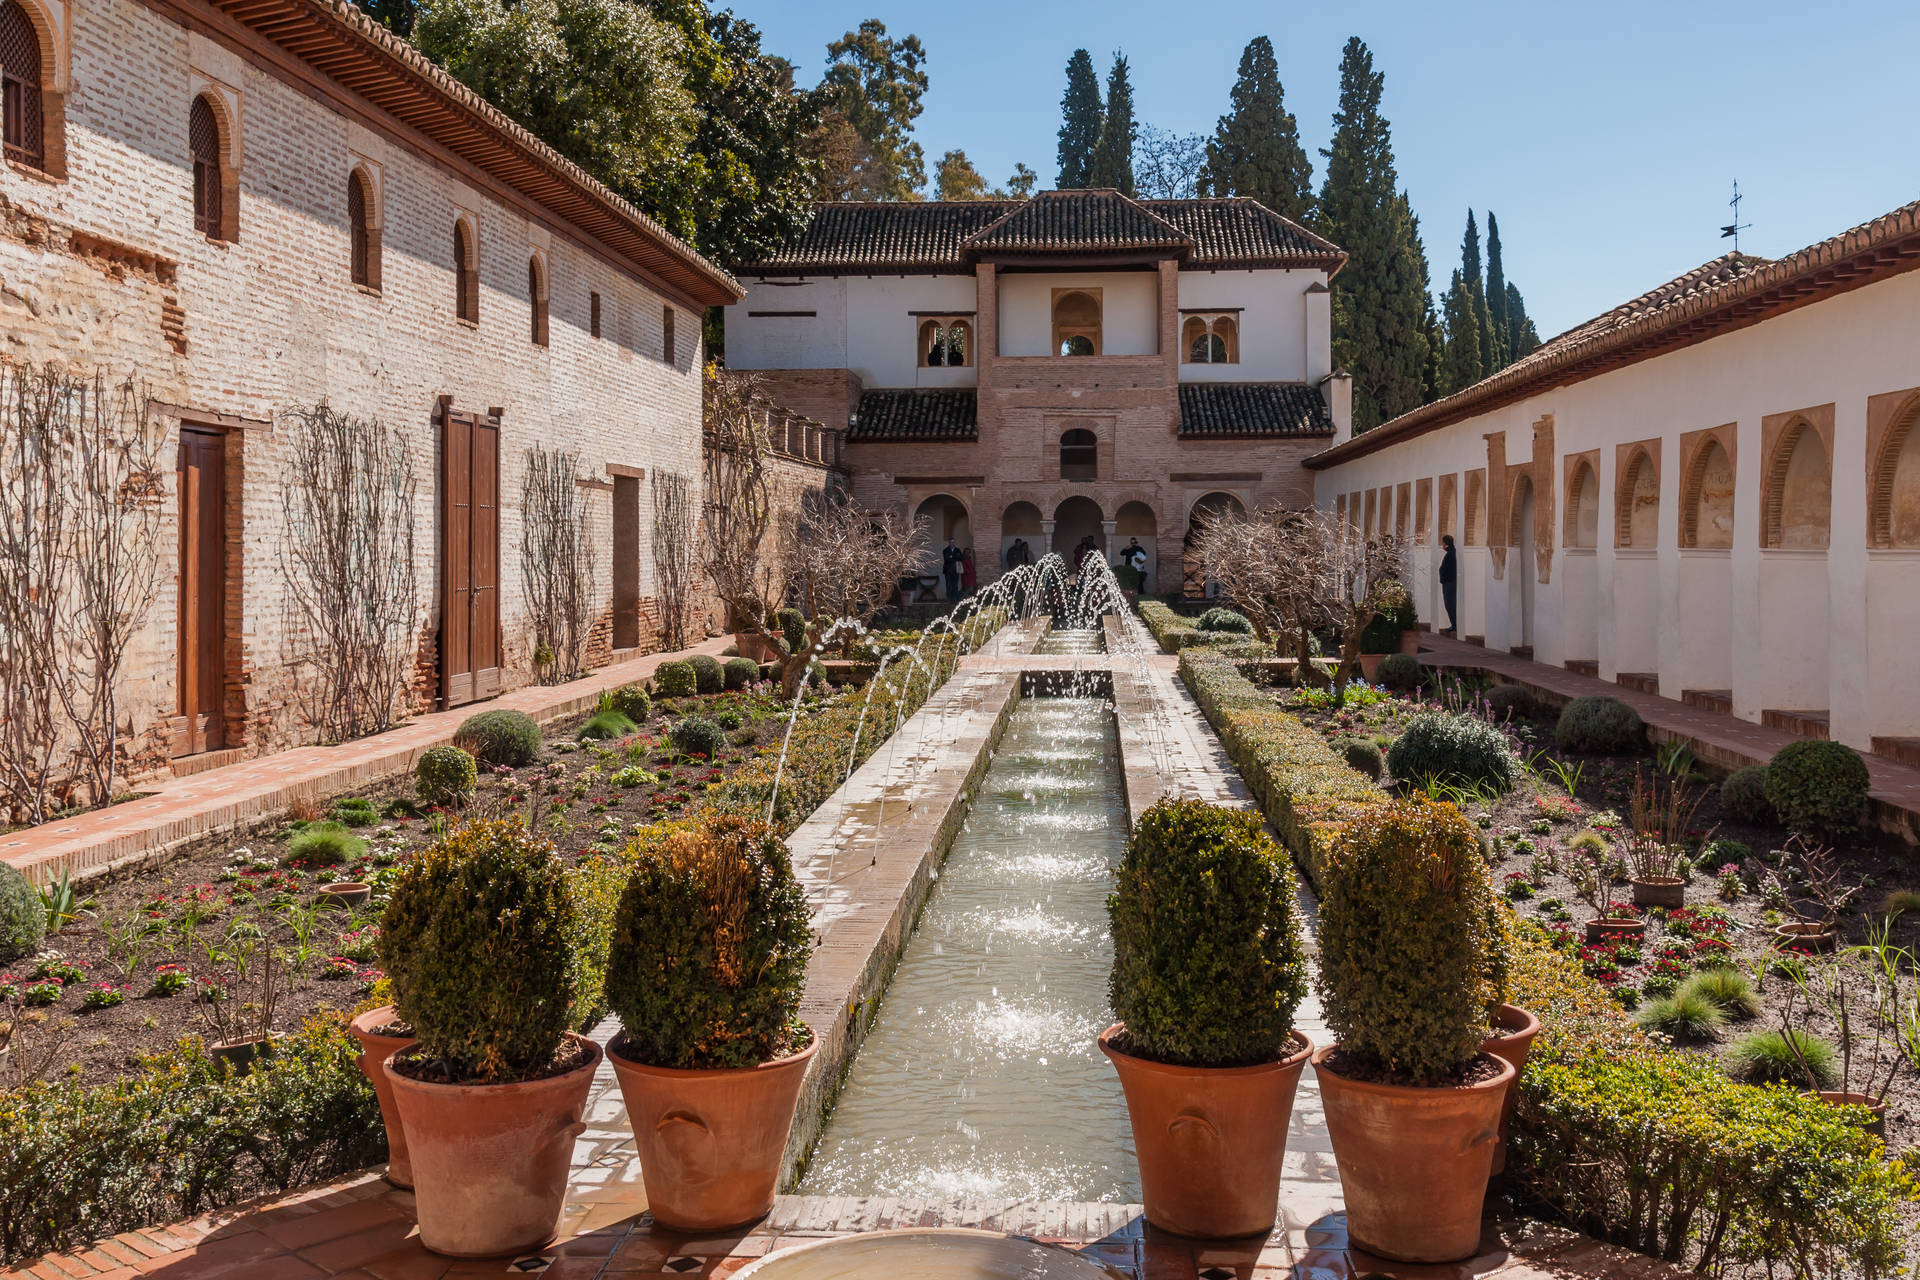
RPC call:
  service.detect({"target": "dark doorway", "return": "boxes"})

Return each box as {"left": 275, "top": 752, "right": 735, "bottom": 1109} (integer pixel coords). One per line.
{"left": 440, "top": 403, "right": 501, "bottom": 706}
{"left": 612, "top": 473, "right": 640, "bottom": 649}
{"left": 174, "top": 428, "right": 226, "bottom": 756}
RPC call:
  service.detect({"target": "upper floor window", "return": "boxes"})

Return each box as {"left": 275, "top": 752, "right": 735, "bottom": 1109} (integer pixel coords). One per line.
{"left": 1053, "top": 289, "right": 1100, "bottom": 357}
{"left": 1060, "top": 428, "right": 1097, "bottom": 481}
{"left": 453, "top": 217, "right": 478, "bottom": 324}
{"left": 1182, "top": 313, "right": 1238, "bottom": 364}
{"left": 529, "top": 255, "right": 548, "bottom": 347}
{"left": 918, "top": 317, "right": 972, "bottom": 367}
{"left": 347, "top": 167, "right": 380, "bottom": 290}
{"left": 189, "top": 95, "right": 232, "bottom": 241}
{"left": 662, "top": 304, "right": 675, "bottom": 363}
{"left": 590, "top": 290, "right": 602, "bottom": 339}
{"left": 1, "top": 0, "right": 44, "bottom": 171}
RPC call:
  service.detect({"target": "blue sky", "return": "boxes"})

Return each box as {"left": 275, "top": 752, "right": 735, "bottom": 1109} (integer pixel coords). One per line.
{"left": 731, "top": 0, "right": 1919, "bottom": 338}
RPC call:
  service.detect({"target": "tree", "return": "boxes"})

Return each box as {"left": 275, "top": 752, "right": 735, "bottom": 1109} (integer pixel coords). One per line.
{"left": 1316, "top": 38, "right": 1431, "bottom": 432}
{"left": 1057, "top": 49, "right": 1103, "bottom": 188}
{"left": 520, "top": 446, "right": 597, "bottom": 684}
{"left": 1002, "top": 162, "right": 1038, "bottom": 198}
{"left": 1198, "top": 35, "right": 1313, "bottom": 222}
{"left": 818, "top": 18, "right": 928, "bottom": 200}
{"left": 1440, "top": 269, "right": 1483, "bottom": 395}
{"left": 1485, "top": 211, "right": 1510, "bottom": 371}
{"left": 783, "top": 490, "right": 926, "bottom": 655}
{"left": 1089, "top": 53, "right": 1136, "bottom": 194}
{"left": 934, "top": 148, "right": 991, "bottom": 200}
{"left": 1506, "top": 282, "right": 1541, "bottom": 359}
{"left": 1134, "top": 126, "right": 1207, "bottom": 200}
{"left": 1460, "top": 210, "right": 1496, "bottom": 375}
{"left": 1421, "top": 296, "right": 1444, "bottom": 403}
{"left": 650, "top": 471, "right": 698, "bottom": 652}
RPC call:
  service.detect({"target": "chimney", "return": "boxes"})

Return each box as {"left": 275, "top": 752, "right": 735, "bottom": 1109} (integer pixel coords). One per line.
{"left": 1321, "top": 369, "right": 1353, "bottom": 444}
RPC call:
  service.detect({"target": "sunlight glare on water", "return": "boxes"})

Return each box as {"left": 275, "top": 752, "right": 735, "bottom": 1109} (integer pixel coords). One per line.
{"left": 798, "top": 694, "right": 1135, "bottom": 1202}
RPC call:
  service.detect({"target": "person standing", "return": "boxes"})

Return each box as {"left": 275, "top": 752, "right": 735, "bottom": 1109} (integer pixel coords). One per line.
{"left": 960, "top": 547, "right": 977, "bottom": 596}
{"left": 1439, "top": 534, "right": 1459, "bottom": 636}
{"left": 942, "top": 539, "right": 962, "bottom": 601}
{"left": 1005, "top": 537, "right": 1031, "bottom": 569}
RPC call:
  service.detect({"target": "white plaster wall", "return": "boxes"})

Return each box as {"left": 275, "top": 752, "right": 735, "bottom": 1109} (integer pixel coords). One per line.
{"left": 730, "top": 278, "right": 847, "bottom": 370}
{"left": 1174, "top": 268, "right": 1321, "bottom": 383}
{"left": 847, "top": 276, "right": 978, "bottom": 388}
{"left": 1310, "top": 266, "right": 1920, "bottom": 751}
{"left": 997, "top": 271, "right": 1158, "bottom": 357}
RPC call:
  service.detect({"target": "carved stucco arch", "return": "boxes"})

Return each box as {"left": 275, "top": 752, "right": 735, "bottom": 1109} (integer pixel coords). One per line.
{"left": 1760, "top": 415, "right": 1831, "bottom": 549}
{"left": 1869, "top": 391, "right": 1920, "bottom": 547}
{"left": 1615, "top": 444, "right": 1658, "bottom": 548}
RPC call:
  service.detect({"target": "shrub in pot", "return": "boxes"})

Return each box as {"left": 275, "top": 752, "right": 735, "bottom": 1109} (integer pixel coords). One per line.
{"left": 1765, "top": 740, "right": 1870, "bottom": 838}
{"left": 1384, "top": 712, "right": 1521, "bottom": 793}
{"left": 1101, "top": 800, "right": 1311, "bottom": 1237}
{"left": 603, "top": 815, "right": 815, "bottom": 1231}
{"left": 1314, "top": 797, "right": 1515, "bottom": 1262}
{"left": 376, "top": 819, "right": 596, "bottom": 1257}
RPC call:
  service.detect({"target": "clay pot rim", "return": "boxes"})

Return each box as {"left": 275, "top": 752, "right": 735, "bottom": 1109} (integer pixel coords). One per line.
{"left": 382, "top": 1031, "right": 601, "bottom": 1097}
{"left": 210, "top": 1031, "right": 284, "bottom": 1053}
{"left": 605, "top": 1028, "right": 818, "bottom": 1081}
{"left": 1310, "top": 1045, "right": 1515, "bottom": 1097}
{"left": 1485, "top": 1003, "right": 1541, "bottom": 1042}
{"left": 1097, "top": 1023, "right": 1314, "bottom": 1079}
{"left": 320, "top": 881, "right": 372, "bottom": 892}
{"left": 348, "top": 1005, "right": 416, "bottom": 1044}
{"left": 1775, "top": 922, "right": 1835, "bottom": 935}
{"left": 1630, "top": 876, "right": 1686, "bottom": 887}
{"left": 732, "top": 1230, "right": 1102, "bottom": 1280}
{"left": 1813, "top": 1089, "right": 1888, "bottom": 1112}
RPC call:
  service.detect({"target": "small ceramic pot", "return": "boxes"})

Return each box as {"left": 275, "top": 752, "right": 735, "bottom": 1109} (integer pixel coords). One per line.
{"left": 1585, "top": 917, "right": 1646, "bottom": 944}
{"left": 1815, "top": 1091, "right": 1888, "bottom": 1136}
{"left": 1479, "top": 1004, "right": 1541, "bottom": 1176}
{"left": 1773, "top": 921, "right": 1837, "bottom": 951}
{"left": 1630, "top": 877, "right": 1686, "bottom": 910}
{"left": 210, "top": 1034, "right": 279, "bottom": 1073}
{"left": 319, "top": 882, "right": 372, "bottom": 909}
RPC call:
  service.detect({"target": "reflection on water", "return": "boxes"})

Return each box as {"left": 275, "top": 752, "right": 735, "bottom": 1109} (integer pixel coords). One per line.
{"left": 1032, "top": 627, "right": 1105, "bottom": 656}
{"left": 799, "top": 696, "right": 1135, "bottom": 1201}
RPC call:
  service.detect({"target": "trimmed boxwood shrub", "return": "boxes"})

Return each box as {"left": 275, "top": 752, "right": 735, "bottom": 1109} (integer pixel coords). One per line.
{"left": 378, "top": 819, "right": 577, "bottom": 1082}
{"left": 1107, "top": 799, "right": 1307, "bottom": 1068}
{"left": 1140, "top": 601, "right": 1244, "bottom": 652}
{"left": 0, "top": 861, "right": 46, "bottom": 964}
{"left": 670, "top": 715, "right": 728, "bottom": 759}
{"left": 1335, "top": 736, "right": 1384, "bottom": 781}
{"left": 1765, "top": 739, "right": 1870, "bottom": 837}
{"left": 688, "top": 654, "right": 725, "bottom": 695}
{"left": 452, "top": 709, "right": 541, "bottom": 766}
{"left": 1385, "top": 712, "right": 1521, "bottom": 792}
{"left": 1195, "top": 607, "right": 1253, "bottom": 634}
{"left": 578, "top": 709, "right": 637, "bottom": 740}
{"left": 607, "top": 684, "right": 651, "bottom": 721}
{"left": 724, "top": 657, "right": 759, "bottom": 690}
{"left": 1359, "top": 595, "right": 1418, "bottom": 654}
{"left": 654, "top": 661, "right": 697, "bottom": 697}
{"left": 604, "top": 816, "right": 813, "bottom": 1069}
{"left": 328, "top": 797, "right": 380, "bottom": 828}
{"left": 1554, "top": 695, "right": 1644, "bottom": 755}
{"left": 775, "top": 608, "right": 808, "bottom": 655}
{"left": 1483, "top": 684, "right": 1537, "bottom": 721}
{"left": 1375, "top": 652, "right": 1424, "bottom": 692}
{"left": 414, "top": 744, "right": 478, "bottom": 809}
{"left": 1316, "top": 797, "right": 1495, "bottom": 1083}
{"left": 1719, "top": 764, "right": 1773, "bottom": 824}
{"left": 283, "top": 821, "right": 367, "bottom": 866}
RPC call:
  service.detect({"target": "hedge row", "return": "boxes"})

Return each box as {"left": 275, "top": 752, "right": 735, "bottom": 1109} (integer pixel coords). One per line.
{"left": 1138, "top": 601, "right": 1248, "bottom": 654}
{"left": 0, "top": 1016, "right": 384, "bottom": 1266}
{"left": 1177, "top": 646, "right": 1914, "bottom": 1271}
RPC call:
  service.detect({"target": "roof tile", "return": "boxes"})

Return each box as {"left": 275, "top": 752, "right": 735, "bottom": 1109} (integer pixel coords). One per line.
{"left": 849, "top": 389, "right": 978, "bottom": 442}
{"left": 1179, "top": 383, "right": 1334, "bottom": 438}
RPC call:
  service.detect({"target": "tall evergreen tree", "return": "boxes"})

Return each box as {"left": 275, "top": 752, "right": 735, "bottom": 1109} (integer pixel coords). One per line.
{"left": 818, "top": 19, "right": 928, "bottom": 200}
{"left": 1484, "top": 212, "right": 1510, "bottom": 371}
{"left": 1439, "top": 269, "right": 1482, "bottom": 395}
{"left": 1421, "top": 295, "right": 1444, "bottom": 404}
{"left": 1315, "top": 37, "right": 1429, "bottom": 432}
{"left": 1089, "top": 53, "right": 1136, "bottom": 194}
{"left": 1460, "top": 210, "right": 1495, "bottom": 375}
{"left": 1505, "top": 282, "right": 1540, "bottom": 359}
{"left": 1057, "top": 49, "right": 1103, "bottom": 189}
{"left": 1198, "top": 36, "right": 1313, "bottom": 222}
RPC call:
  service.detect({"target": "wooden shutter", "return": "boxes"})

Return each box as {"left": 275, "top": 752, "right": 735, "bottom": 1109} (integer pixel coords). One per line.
{"left": 439, "top": 402, "right": 501, "bottom": 707}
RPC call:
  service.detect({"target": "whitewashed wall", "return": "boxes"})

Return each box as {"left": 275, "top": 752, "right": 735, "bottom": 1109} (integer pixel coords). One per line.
{"left": 1174, "top": 268, "right": 1326, "bottom": 383}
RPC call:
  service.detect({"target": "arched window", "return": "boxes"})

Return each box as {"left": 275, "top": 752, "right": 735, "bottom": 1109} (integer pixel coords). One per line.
{"left": 189, "top": 95, "right": 230, "bottom": 241}
{"left": 918, "top": 317, "right": 972, "bottom": 367}
{"left": 453, "top": 218, "right": 478, "bottom": 324}
{"left": 347, "top": 168, "right": 379, "bottom": 290}
{"left": 1, "top": 0, "right": 45, "bottom": 171}
{"left": 1682, "top": 438, "right": 1734, "bottom": 549}
{"left": 1053, "top": 290, "right": 1100, "bottom": 356}
{"left": 1182, "top": 313, "right": 1238, "bottom": 364}
{"left": 528, "top": 256, "right": 549, "bottom": 346}
{"left": 1762, "top": 420, "right": 1830, "bottom": 549}
{"left": 1060, "top": 427, "right": 1097, "bottom": 481}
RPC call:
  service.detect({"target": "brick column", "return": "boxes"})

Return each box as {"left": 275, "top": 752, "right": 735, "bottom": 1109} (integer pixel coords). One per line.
{"left": 1157, "top": 259, "right": 1179, "bottom": 378}
{"left": 975, "top": 264, "right": 997, "bottom": 390}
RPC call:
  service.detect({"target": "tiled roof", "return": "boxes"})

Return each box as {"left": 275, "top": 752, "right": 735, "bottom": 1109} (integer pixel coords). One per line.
{"left": 734, "top": 192, "right": 1344, "bottom": 275}
{"left": 1307, "top": 199, "right": 1920, "bottom": 469}
{"left": 1179, "top": 383, "right": 1335, "bottom": 438}
{"left": 849, "top": 389, "right": 978, "bottom": 442}
{"left": 964, "top": 190, "right": 1191, "bottom": 256}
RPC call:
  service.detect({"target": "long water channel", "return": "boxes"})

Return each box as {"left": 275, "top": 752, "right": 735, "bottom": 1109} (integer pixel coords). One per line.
{"left": 799, "top": 631, "right": 1137, "bottom": 1200}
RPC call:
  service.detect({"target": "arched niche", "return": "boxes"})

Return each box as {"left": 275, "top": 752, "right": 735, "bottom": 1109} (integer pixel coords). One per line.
{"left": 1873, "top": 393, "right": 1920, "bottom": 547}
{"left": 1616, "top": 446, "right": 1659, "bottom": 548}
{"left": 1763, "top": 419, "right": 1831, "bottom": 550}
{"left": 1683, "top": 438, "right": 1735, "bottom": 549}
{"left": 1565, "top": 459, "right": 1599, "bottom": 549}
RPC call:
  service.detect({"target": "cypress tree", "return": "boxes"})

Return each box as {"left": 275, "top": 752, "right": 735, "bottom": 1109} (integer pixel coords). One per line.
{"left": 1090, "top": 53, "right": 1137, "bottom": 195}
{"left": 1440, "top": 269, "right": 1482, "bottom": 395}
{"left": 1485, "top": 212, "right": 1510, "bottom": 371}
{"left": 1316, "top": 37, "right": 1429, "bottom": 432}
{"left": 1506, "top": 282, "right": 1540, "bottom": 359}
{"left": 1421, "top": 295, "right": 1444, "bottom": 404}
{"left": 1460, "top": 211, "right": 1495, "bottom": 374}
{"left": 1057, "top": 50, "right": 1103, "bottom": 189}
{"left": 1198, "top": 36, "right": 1314, "bottom": 222}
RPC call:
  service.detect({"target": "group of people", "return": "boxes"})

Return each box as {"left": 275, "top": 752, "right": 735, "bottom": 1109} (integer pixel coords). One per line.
{"left": 934, "top": 535, "right": 1155, "bottom": 602}
{"left": 941, "top": 540, "right": 978, "bottom": 600}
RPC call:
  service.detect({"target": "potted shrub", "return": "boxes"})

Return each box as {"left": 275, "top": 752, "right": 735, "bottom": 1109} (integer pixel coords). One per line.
{"left": 1571, "top": 834, "right": 1644, "bottom": 943}
{"left": 1358, "top": 596, "right": 1418, "bottom": 677}
{"left": 1624, "top": 768, "right": 1705, "bottom": 910}
{"left": 1475, "top": 903, "right": 1537, "bottom": 1176}
{"left": 1100, "top": 800, "right": 1312, "bottom": 1238}
{"left": 348, "top": 1003, "right": 418, "bottom": 1187}
{"left": 377, "top": 819, "right": 597, "bottom": 1258}
{"left": 191, "top": 922, "right": 288, "bottom": 1070}
{"left": 1314, "top": 797, "right": 1514, "bottom": 1262}
{"left": 603, "top": 815, "right": 816, "bottom": 1231}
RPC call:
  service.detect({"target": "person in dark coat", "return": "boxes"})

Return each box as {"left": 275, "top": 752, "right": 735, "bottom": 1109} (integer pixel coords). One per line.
{"left": 1005, "top": 537, "right": 1032, "bottom": 569}
{"left": 942, "top": 540, "right": 962, "bottom": 600}
{"left": 1438, "top": 534, "right": 1459, "bottom": 636}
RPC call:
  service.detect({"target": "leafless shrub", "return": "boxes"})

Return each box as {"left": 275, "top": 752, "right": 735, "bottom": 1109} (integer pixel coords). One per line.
{"left": 519, "top": 445, "right": 596, "bottom": 684}
{"left": 279, "top": 403, "right": 420, "bottom": 743}
{"left": 784, "top": 489, "right": 925, "bottom": 655}
{"left": 650, "top": 470, "right": 698, "bottom": 652}
{"left": 702, "top": 368, "right": 791, "bottom": 681}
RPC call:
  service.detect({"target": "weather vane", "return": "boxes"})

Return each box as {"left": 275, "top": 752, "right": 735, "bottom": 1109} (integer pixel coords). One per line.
{"left": 1721, "top": 179, "right": 1751, "bottom": 254}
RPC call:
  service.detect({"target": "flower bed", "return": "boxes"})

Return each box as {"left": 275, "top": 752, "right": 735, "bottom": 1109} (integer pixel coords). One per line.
{"left": 1138, "top": 601, "right": 1250, "bottom": 654}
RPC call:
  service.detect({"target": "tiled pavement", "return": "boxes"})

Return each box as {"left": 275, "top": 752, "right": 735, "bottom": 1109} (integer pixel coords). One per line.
{"left": 0, "top": 640, "right": 732, "bottom": 886}
{"left": 1417, "top": 634, "right": 1920, "bottom": 839}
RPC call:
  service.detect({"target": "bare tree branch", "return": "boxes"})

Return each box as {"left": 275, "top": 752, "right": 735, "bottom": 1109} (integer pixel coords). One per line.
{"left": 783, "top": 489, "right": 926, "bottom": 655}
{"left": 650, "top": 470, "right": 697, "bottom": 652}
{"left": 520, "top": 445, "right": 597, "bottom": 684}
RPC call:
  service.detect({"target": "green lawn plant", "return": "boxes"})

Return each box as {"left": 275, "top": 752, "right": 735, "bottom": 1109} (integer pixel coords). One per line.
{"left": 377, "top": 819, "right": 577, "bottom": 1082}
{"left": 452, "top": 709, "right": 542, "bottom": 766}
{"left": 414, "top": 745, "right": 478, "bottom": 809}
{"left": 1386, "top": 712, "right": 1522, "bottom": 793}
{"left": 653, "top": 661, "right": 696, "bottom": 697}
{"left": 1679, "top": 968, "right": 1760, "bottom": 1019}
{"left": 1723, "top": 1028, "right": 1839, "bottom": 1088}
{"left": 283, "top": 822, "right": 367, "bottom": 867}
{"left": 1764, "top": 739, "right": 1870, "bottom": 837}
{"left": 1633, "top": 990, "right": 1726, "bottom": 1043}
{"left": 1107, "top": 800, "right": 1308, "bottom": 1068}
{"left": 578, "top": 709, "right": 637, "bottom": 741}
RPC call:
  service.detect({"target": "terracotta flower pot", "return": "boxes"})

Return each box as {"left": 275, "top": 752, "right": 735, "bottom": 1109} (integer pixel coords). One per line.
{"left": 1774, "top": 921, "right": 1838, "bottom": 951}
{"left": 1099, "top": 1024, "right": 1314, "bottom": 1238}
{"left": 1314, "top": 1047, "right": 1515, "bottom": 1263}
{"left": 1815, "top": 1090, "right": 1888, "bottom": 1136}
{"left": 1630, "top": 877, "right": 1686, "bottom": 910}
{"left": 386, "top": 1033, "right": 600, "bottom": 1258}
{"left": 349, "top": 1006, "right": 417, "bottom": 1188}
{"left": 319, "top": 882, "right": 372, "bottom": 909}
{"left": 607, "top": 1031, "right": 818, "bottom": 1232}
{"left": 1584, "top": 917, "right": 1645, "bottom": 944}
{"left": 1479, "top": 1004, "right": 1541, "bottom": 1177}
{"left": 734, "top": 633, "right": 779, "bottom": 664}
{"left": 1398, "top": 629, "right": 1421, "bottom": 656}
{"left": 210, "top": 1034, "right": 281, "bottom": 1073}
{"left": 1358, "top": 653, "right": 1385, "bottom": 682}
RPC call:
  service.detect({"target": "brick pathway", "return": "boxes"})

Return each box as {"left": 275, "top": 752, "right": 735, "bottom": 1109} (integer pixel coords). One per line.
{"left": 1417, "top": 634, "right": 1920, "bottom": 840}
{"left": 0, "top": 640, "right": 732, "bottom": 886}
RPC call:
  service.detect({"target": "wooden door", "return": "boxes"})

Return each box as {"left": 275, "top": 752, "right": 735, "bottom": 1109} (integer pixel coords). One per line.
{"left": 440, "top": 404, "right": 501, "bottom": 706}
{"left": 173, "top": 428, "right": 226, "bottom": 756}
{"left": 611, "top": 473, "right": 640, "bottom": 649}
